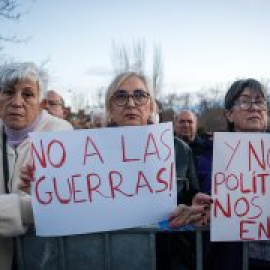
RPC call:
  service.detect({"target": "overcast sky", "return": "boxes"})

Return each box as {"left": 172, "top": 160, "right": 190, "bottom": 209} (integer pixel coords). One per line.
{"left": 2, "top": 0, "right": 270, "bottom": 106}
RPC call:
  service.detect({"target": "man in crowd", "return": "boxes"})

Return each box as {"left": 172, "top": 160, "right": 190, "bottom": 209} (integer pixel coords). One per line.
{"left": 43, "top": 90, "right": 66, "bottom": 119}
{"left": 174, "top": 110, "right": 206, "bottom": 163}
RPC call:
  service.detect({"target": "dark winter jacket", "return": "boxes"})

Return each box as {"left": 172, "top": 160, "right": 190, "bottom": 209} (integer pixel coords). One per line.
{"left": 174, "top": 137, "right": 199, "bottom": 204}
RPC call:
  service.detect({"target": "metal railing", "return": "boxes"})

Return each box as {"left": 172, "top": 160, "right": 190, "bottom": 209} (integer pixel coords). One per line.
{"left": 16, "top": 226, "right": 250, "bottom": 270}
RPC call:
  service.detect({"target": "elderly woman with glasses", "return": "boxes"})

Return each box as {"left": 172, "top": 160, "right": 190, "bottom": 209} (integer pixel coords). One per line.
{"left": 0, "top": 62, "right": 73, "bottom": 270}
{"left": 225, "top": 78, "right": 269, "bottom": 270}
{"left": 105, "top": 72, "right": 155, "bottom": 126}
{"left": 225, "top": 79, "right": 268, "bottom": 132}
{"left": 105, "top": 71, "right": 211, "bottom": 269}
{"left": 105, "top": 71, "right": 210, "bottom": 215}
{"left": 202, "top": 78, "right": 269, "bottom": 270}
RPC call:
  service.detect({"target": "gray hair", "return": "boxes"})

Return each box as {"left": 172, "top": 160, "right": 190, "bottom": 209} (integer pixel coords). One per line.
{"left": 44, "top": 90, "right": 65, "bottom": 106}
{"left": 104, "top": 71, "right": 156, "bottom": 125}
{"left": 0, "top": 62, "right": 48, "bottom": 101}
{"left": 174, "top": 109, "right": 197, "bottom": 122}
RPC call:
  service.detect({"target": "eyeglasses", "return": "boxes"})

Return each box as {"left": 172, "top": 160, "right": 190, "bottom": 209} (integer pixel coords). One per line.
{"left": 112, "top": 89, "right": 150, "bottom": 106}
{"left": 46, "top": 100, "right": 64, "bottom": 107}
{"left": 234, "top": 97, "right": 267, "bottom": 111}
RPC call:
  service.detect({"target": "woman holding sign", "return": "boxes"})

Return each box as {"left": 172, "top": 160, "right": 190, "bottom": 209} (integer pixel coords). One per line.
{"left": 203, "top": 78, "right": 269, "bottom": 270}
{"left": 104, "top": 71, "right": 211, "bottom": 269}
{"left": 104, "top": 71, "right": 210, "bottom": 210}
{"left": 0, "top": 62, "right": 73, "bottom": 270}
{"left": 20, "top": 72, "right": 211, "bottom": 224}
{"left": 224, "top": 78, "right": 269, "bottom": 270}
{"left": 20, "top": 70, "right": 211, "bottom": 269}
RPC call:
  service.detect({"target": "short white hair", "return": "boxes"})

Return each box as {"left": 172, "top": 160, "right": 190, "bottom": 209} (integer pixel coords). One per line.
{"left": 44, "top": 90, "right": 65, "bottom": 106}
{"left": 0, "top": 62, "right": 48, "bottom": 101}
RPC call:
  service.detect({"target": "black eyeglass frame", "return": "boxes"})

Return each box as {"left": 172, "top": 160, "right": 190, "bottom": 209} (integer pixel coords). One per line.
{"left": 234, "top": 97, "right": 268, "bottom": 111}
{"left": 111, "top": 89, "right": 150, "bottom": 106}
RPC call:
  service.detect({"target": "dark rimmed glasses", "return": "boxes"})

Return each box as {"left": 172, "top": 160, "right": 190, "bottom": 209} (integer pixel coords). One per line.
{"left": 234, "top": 97, "right": 267, "bottom": 111}
{"left": 112, "top": 89, "right": 150, "bottom": 106}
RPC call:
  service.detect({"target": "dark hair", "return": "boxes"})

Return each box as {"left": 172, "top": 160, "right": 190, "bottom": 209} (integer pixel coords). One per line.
{"left": 224, "top": 78, "right": 267, "bottom": 131}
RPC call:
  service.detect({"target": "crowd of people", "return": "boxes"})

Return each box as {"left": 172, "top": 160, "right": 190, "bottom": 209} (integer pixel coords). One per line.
{"left": 0, "top": 61, "right": 269, "bottom": 270}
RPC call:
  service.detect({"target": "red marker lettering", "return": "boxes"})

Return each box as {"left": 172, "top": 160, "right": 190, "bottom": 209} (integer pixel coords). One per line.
{"left": 53, "top": 177, "right": 72, "bottom": 204}
{"left": 109, "top": 171, "right": 134, "bottom": 198}
{"left": 135, "top": 171, "right": 153, "bottom": 194}
{"left": 83, "top": 136, "right": 104, "bottom": 165}
{"left": 160, "top": 128, "right": 172, "bottom": 161}
{"left": 31, "top": 140, "right": 46, "bottom": 170}
{"left": 213, "top": 194, "right": 231, "bottom": 217}
{"left": 121, "top": 135, "right": 140, "bottom": 162}
{"left": 240, "top": 220, "right": 256, "bottom": 240}
{"left": 258, "top": 217, "right": 270, "bottom": 240}
{"left": 71, "top": 174, "right": 87, "bottom": 203}
{"left": 86, "top": 173, "right": 110, "bottom": 202}
{"left": 47, "top": 140, "right": 66, "bottom": 168}
{"left": 156, "top": 167, "right": 169, "bottom": 193}
{"left": 144, "top": 132, "right": 160, "bottom": 162}
{"left": 249, "top": 139, "right": 265, "bottom": 171}
{"left": 35, "top": 175, "right": 52, "bottom": 204}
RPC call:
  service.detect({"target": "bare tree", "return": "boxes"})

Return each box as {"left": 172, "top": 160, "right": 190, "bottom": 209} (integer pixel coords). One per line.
{"left": 0, "top": 0, "right": 22, "bottom": 20}
{"left": 197, "top": 95, "right": 210, "bottom": 115}
{"left": 196, "top": 85, "right": 224, "bottom": 115}
{"left": 152, "top": 45, "right": 163, "bottom": 98}
{"left": 71, "top": 91, "right": 89, "bottom": 112}
{"left": 111, "top": 41, "right": 130, "bottom": 74}
{"left": 111, "top": 40, "right": 164, "bottom": 96}
{"left": 111, "top": 40, "right": 145, "bottom": 74}
{"left": 0, "top": 0, "right": 34, "bottom": 61}
{"left": 163, "top": 92, "right": 192, "bottom": 110}
{"left": 165, "top": 93, "right": 178, "bottom": 108}
{"left": 179, "top": 92, "right": 191, "bottom": 109}
{"left": 96, "top": 86, "right": 105, "bottom": 108}
{"left": 132, "top": 40, "right": 145, "bottom": 74}
{"left": 260, "top": 77, "right": 270, "bottom": 94}
{"left": 198, "top": 108, "right": 227, "bottom": 132}
{"left": 0, "top": 0, "right": 24, "bottom": 51}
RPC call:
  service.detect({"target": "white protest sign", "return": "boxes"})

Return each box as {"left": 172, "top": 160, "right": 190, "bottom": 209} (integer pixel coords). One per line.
{"left": 211, "top": 132, "right": 270, "bottom": 241}
{"left": 29, "top": 122, "right": 177, "bottom": 236}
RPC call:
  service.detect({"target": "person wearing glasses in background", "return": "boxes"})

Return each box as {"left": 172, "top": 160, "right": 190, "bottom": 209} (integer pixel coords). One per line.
{"left": 42, "top": 90, "right": 66, "bottom": 119}
{"left": 104, "top": 71, "right": 211, "bottom": 270}
{"left": 203, "top": 78, "right": 270, "bottom": 270}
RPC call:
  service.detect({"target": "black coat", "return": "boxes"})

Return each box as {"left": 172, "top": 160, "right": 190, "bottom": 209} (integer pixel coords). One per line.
{"left": 174, "top": 137, "right": 199, "bottom": 204}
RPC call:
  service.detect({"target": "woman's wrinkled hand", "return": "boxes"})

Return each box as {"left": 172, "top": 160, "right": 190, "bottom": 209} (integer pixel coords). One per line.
{"left": 192, "top": 192, "right": 212, "bottom": 207}
{"left": 169, "top": 193, "right": 212, "bottom": 228}
{"left": 19, "top": 164, "right": 35, "bottom": 194}
{"left": 169, "top": 204, "right": 206, "bottom": 228}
